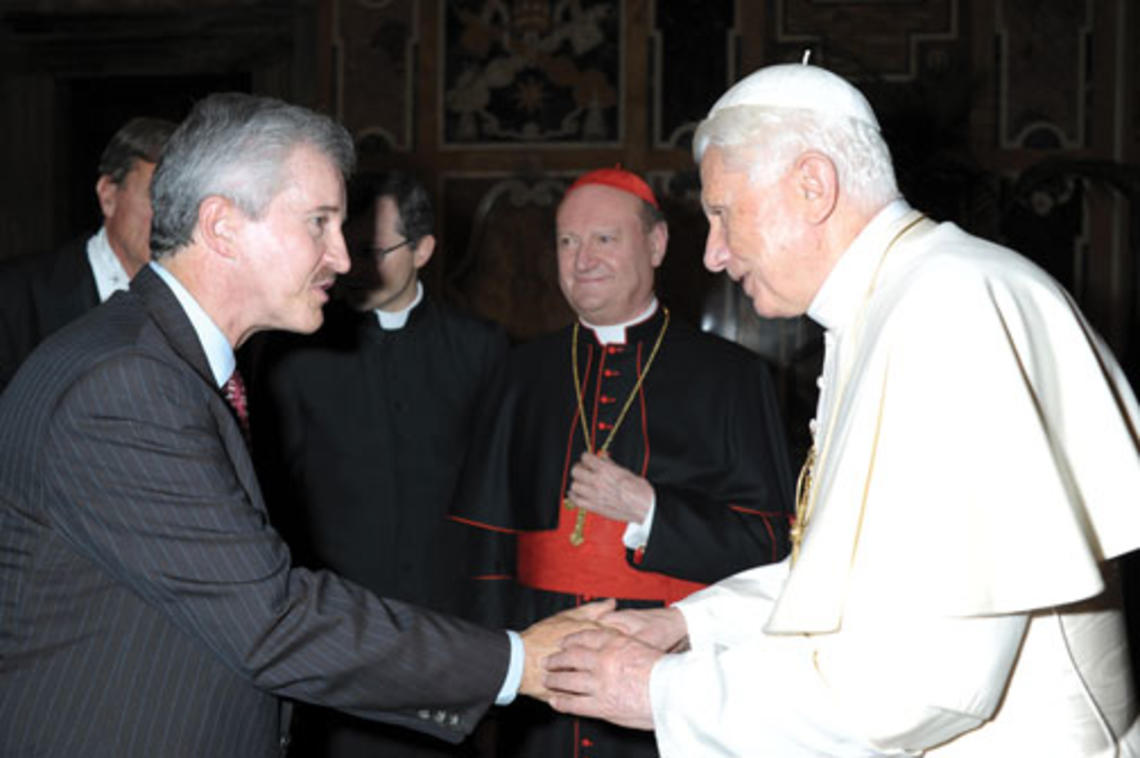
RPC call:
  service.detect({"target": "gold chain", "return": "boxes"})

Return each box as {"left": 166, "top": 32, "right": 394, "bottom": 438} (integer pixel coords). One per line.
{"left": 789, "top": 445, "right": 816, "bottom": 562}
{"left": 565, "top": 306, "right": 670, "bottom": 546}
{"left": 790, "top": 213, "right": 927, "bottom": 564}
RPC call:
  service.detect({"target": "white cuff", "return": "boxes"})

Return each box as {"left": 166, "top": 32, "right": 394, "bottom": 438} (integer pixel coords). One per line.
{"left": 495, "top": 630, "right": 523, "bottom": 705}
{"left": 622, "top": 492, "right": 656, "bottom": 549}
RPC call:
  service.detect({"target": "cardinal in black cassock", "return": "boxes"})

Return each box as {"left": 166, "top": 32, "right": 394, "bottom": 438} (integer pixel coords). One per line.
{"left": 453, "top": 167, "right": 794, "bottom": 758}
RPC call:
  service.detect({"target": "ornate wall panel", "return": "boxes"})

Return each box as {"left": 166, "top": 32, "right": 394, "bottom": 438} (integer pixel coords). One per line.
{"left": 439, "top": 0, "right": 623, "bottom": 147}
{"left": 649, "top": 0, "right": 736, "bottom": 150}
{"left": 334, "top": 0, "right": 419, "bottom": 153}
{"left": 770, "top": 0, "right": 959, "bottom": 81}
{"left": 996, "top": 0, "right": 1092, "bottom": 149}
{"left": 442, "top": 174, "right": 574, "bottom": 340}
{"left": 2, "top": 0, "right": 1134, "bottom": 384}
{"left": 644, "top": 171, "right": 717, "bottom": 327}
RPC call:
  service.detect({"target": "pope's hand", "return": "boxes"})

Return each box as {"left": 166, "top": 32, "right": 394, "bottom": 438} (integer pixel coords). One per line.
{"left": 544, "top": 626, "right": 661, "bottom": 730}
{"left": 519, "top": 599, "right": 615, "bottom": 700}
{"left": 567, "top": 452, "right": 653, "bottom": 524}
{"left": 601, "top": 606, "right": 689, "bottom": 652}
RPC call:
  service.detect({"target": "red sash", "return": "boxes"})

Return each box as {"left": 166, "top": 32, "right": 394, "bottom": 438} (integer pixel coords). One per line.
{"left": 516, "top": 504, "right": 705, "bottom": 604}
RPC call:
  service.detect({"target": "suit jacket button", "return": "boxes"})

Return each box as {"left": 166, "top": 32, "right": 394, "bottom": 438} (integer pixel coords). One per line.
{"left": 417, "top": 709, "right": 431, "bottom": 720}
{"left": 449, "top": 714, "right": 460, "bottom": 727}
{"left": 434, "top": 710, "right": 447, "bottom": 723}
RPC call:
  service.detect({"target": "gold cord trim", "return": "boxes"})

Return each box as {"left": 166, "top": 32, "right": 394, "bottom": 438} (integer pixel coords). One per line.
{"left": 565, "top": 307, "right": 670, "bottom": 546}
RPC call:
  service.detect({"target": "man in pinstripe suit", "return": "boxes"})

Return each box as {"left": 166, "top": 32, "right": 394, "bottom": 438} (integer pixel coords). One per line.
{"left": 0, "top": 92, "right": 601, "bottom": 757}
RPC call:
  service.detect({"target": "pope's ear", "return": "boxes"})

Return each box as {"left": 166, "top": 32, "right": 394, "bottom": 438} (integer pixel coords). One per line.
{"left": 197, "top": 196, "right": 241, "bottom": 259}
{"left": 795, "top": 152, "right": 839, "bottom": 225}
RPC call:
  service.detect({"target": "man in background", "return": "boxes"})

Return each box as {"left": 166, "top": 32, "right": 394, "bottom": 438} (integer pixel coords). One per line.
{"left": 545, "top": 63, "right": 1140, "bottom": 757}
{"left": 0, "top": 116, "right": 176, "bottom": 389}
{"left": 454, "top": 166, "right": 794, "bottom": 757}
{"left": 250, "top": 170, "right": 509, "bottom": 757}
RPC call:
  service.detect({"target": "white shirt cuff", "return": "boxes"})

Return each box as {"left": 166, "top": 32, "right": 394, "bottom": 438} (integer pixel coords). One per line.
{"left": 622, "top": 492, "right": 656, "bottom": 549}
{"left": 495, "top": 630, "right": 524, "bottom": 705}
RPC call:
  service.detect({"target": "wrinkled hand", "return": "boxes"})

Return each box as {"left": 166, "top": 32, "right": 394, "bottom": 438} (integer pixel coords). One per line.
{"left": 544, "top": 627, "right": 662, "bottom": 731}
{"left": 601, "top": 606, "right": 689, "bottom": 652}
{"left": 519, "top": 599, "right": 616, "bottom": 700}
{"left": 567, "top": 452, "right": 653, "bottom": 524}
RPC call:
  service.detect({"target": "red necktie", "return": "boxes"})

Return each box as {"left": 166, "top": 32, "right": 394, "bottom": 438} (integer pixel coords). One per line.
{"left": 223, "top": 369, "right": 251, "bottom": 443}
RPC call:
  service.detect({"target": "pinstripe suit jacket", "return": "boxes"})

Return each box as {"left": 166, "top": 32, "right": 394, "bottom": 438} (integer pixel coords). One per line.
{"left": 0, "top": 266, "right": 509, "bottom": 757}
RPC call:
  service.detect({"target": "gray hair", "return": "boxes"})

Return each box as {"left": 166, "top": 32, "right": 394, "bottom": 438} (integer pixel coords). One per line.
{"left": 98, "top": 117, "right": 177, "bottom": 184}
{"left": 150, "top": 92, "right": 355, "bottom": 259}
{"left": 693, "top": 105, "right": 899, "bottom": 213}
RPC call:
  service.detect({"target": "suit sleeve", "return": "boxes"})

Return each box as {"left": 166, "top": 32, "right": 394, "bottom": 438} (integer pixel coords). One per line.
{"left": 42, "top": 351, "right": 509, "bottom": 742}
{"left": 636, "top": 355, "right": 794, "bottom": 583}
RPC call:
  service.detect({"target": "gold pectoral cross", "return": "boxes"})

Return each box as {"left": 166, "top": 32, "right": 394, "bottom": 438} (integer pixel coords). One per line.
{"left": 566, "top": 308, "right": 671, "bottom": 547}
{"left": 565, "top": 498, "right": 586, "bottom": 546}
{"left": 790, "top": 445, "right": 816, "bottom": 565}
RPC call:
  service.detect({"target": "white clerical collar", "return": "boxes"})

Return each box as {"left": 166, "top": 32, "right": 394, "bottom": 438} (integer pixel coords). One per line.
{"left": 85, "top": 226, "right": 131, "bottom": 303}
{"left": 148, "top": 261, "right": 235, "bottom": 388}
{"left": 807, "top": 199, "right": 912, "bottom": 333}
{"left": 374, "top": 280, "right": 424, "bottom": 331}
{"left": 580, "top": 298, "right": 659, "bottom": 345}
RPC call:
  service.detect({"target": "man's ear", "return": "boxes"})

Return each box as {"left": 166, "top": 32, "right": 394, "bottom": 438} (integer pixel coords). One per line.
{"left": 648, "top": 222, "right": 668, "bottom": 268}
{"left": 197, "top": 196, "right": 242, "bottom": 259}
{"left": 412, "top": 234, "right": 436, "bottom": 270}
{"left": 794, "top": 152, "right": 839, "bottom": 225}
{"left": 95, "top": 175, "right": 118, "bottom": 220}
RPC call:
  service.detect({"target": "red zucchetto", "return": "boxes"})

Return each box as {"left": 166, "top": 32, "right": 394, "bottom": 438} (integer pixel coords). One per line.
{"left": 566, "top": 165, "right": 659, "bottom": 209}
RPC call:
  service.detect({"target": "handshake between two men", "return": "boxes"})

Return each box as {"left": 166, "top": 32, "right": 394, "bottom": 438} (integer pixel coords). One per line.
{"left": 520, "top": 599, "right": 687, "bottom": 731}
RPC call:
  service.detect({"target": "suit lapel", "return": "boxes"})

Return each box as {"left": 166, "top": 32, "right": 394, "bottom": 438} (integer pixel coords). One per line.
{"left": 130, "top": 266, "right": 216, "bottom": 388}
{"left": 130, "top": 266, "right": 264, "bottom": 507}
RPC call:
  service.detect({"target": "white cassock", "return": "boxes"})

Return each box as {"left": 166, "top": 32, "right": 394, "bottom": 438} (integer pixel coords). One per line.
{"left": 650, "top": 200, "right": 1140, "bottom": 756}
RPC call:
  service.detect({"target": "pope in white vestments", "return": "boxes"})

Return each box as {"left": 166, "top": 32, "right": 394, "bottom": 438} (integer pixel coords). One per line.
{"left": 543, "top": 62, "right": 1140, "bottom": 757}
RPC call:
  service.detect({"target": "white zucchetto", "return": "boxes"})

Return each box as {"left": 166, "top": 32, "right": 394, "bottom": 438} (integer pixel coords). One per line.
{"left": 706, "top": 63, "right": 880, "bottom": 131}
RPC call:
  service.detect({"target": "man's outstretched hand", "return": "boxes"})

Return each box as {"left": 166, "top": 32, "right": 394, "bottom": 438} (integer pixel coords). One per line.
{"left": 518, "top": 599, "right": 616, "bottom": 700}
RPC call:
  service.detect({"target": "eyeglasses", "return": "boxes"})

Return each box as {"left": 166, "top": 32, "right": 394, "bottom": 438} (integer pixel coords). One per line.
{"left": 351, "top": 239, "right": 411, "bottom": 259}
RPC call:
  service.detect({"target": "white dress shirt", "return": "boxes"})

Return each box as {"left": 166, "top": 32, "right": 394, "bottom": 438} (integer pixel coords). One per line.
{"left": 86, "top": 227, "right": 131, "bottom": 303}
{"left": 374, "top": 280, "right": 424, "bottom": 331}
